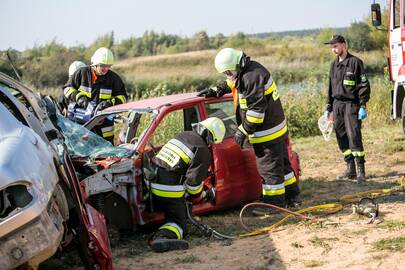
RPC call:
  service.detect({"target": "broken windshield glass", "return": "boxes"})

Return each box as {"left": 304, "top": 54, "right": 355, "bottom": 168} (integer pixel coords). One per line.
{"left": 56, "top": 114, "right": 133, "bottom": 159}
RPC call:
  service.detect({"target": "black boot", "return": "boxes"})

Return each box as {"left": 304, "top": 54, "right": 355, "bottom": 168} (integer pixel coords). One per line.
{"left": 149, "top": 234, "right": 189, "bottom": 252}
{"left": 336, "top": 159, "right": 357, "bottom": 180}
{"left": 356, "top": 161, "right": 366, "bottom": 183}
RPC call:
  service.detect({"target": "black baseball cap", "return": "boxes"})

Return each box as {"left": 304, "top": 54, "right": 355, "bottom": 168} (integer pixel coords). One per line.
{"left": 324, "top": 35, "right": 346, "bottom": 45}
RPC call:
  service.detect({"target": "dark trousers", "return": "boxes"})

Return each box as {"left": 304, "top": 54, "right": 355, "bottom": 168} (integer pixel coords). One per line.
{"left": 253, "top": 138, "right": 300, "bottom": 206}
{"left": 153, "top": 168, "right": 187, "bottom": 239}
{"left": 333, "top": 100, "right": 365, "bottom": 164}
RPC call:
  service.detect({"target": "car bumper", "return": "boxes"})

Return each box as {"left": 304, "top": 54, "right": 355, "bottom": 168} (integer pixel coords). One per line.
{"left": 0, "top": 198, "right": 65, "bottom": 270}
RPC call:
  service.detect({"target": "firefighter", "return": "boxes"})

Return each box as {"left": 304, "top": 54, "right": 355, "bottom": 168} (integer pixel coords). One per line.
{"left": 198, "top": 48, "right": 300, "bottom": 209}
{"left": 63, "top": 48, "right": 128, "bottom": 142}
{"left": 148, "top": 117, "right": 225, "bottom": 252}
{"left": 323, "top": 35, "right": 370, "bottom": 183}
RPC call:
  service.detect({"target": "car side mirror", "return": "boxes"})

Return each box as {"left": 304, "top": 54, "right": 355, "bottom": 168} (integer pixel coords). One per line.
{"left": 371, "top": 3, "right": 382, "bottom": 27}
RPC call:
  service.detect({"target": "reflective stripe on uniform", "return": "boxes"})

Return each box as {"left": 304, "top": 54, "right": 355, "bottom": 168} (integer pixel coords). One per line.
{"left": 246, "top": 110, "right": 265, "bottom": 124}
{"left": 262, "top": 183, "right": 285, "bottom": 196}
{"left": 343, "top": 80, "right": 355, "bottom": 86}
{"left": 343, "top": 149, "right": 352, "bottom": 156}
{"left": 159, "top": 222, "right": 183, "bottom": 239}
{"left": 185, "top": 182, "right": 203, "bottom": 195}
{"left": 113, "top": 95, "right": 126, "bottom": 105}
{"left": 101, "top": 126, "right": 114, "bottom": 138}
{"left": 167, "top": 139, "right": 194, "bottom": 163}
{"left": 78, "top": 85, "right": 92, "bottom": 98}
{"left": 249, "top": 119, "right": 287, "bottom": 144}
{"left": 63, "top": 87, "right": 77, "bottom": 98}
{"left": 284, "top": 171, "right": 297, "bottom": 186}
{"left": 238, "top": 124, "right": 248, "bottom": 135}
{"left": 99, "top": 88, "right": 112, "bottom": 99}
{"left": 352, "top": 151, "right": 365, "bottom": 157}
{"left": 145, "top": 180, "right": 186, "bottom": 198}
{"left": 264, "top": 79, "right": 277, "bottom": 96}
{"left": 239, "top": 93, "right": 247, "bottom": 110}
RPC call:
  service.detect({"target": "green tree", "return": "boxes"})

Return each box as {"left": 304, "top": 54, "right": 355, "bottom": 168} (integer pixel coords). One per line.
{"left": 190, "top": 31, "right": 210, "bottom": 51}
{"left": 316, "top": 28, "right": 335, "bottom": 44}
{"left": 345, "top": 22, "right": 373, "bottom": 51}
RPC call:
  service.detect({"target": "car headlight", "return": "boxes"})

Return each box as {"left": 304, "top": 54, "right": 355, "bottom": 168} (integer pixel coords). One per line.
{"left": 0, "top": 182, "right": 34, "bottom": 220}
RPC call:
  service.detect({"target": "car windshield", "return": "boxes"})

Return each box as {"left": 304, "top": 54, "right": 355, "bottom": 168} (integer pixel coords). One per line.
{"left": 56, "top": 114, "right": 133, "bottom": 159}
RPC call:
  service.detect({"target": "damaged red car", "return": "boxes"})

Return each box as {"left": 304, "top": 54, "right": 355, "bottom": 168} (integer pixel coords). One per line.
{"left": 63, "top": 92, "right": 300, "bottom": 232}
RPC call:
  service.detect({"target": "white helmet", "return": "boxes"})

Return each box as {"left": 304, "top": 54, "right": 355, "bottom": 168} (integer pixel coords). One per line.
{"left": 68, "top": 61, "right": 86, "bottom": 76}
{"left": 214, "top": 48, "right": 243, "bottom": 74}
{"left": 199, "top": 117, "right": 226, "bottom": 144}
{"left": 91, "top": 47, "right": 114, "bottom": 66}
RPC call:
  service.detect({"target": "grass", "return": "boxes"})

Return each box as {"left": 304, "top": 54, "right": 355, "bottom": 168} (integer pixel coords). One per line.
{"left": 378, "top": 220, "right": 405, "bottom": 231}
{"left": 303, "top": 260, "right": 326, "bottom": 268}
{"left": 174, "top": 255, "right": 202, "bottom": 264}
{"left": 372, "top": 236, "right": 405, "bottom": 251}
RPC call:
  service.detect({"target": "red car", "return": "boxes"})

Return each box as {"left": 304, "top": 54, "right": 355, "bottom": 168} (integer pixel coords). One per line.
{"left": 62, "top": 92, "right": 300, "bottom": 231}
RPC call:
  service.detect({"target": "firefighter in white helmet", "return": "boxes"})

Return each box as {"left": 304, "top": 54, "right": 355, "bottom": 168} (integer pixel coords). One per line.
{"left": 198, "top": 48, "right": 300, "bottom": 211}
{"left": 63, "top": 47, "right": 128, "bottom": 142}
{"left": 68, "top": 61, "right": 86, "bottom": 77}
{"left": 148, "top": 117, "right": 225, "bottom": 252}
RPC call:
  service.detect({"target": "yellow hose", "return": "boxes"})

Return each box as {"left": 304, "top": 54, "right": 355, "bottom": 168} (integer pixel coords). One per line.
{"left": 239, "top": 178, "right": 405, "bottom": 238}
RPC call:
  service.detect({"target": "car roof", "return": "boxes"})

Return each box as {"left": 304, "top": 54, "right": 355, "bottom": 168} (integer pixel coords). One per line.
{"left": 110, "top": 92, "right": 202, "bottom": 110}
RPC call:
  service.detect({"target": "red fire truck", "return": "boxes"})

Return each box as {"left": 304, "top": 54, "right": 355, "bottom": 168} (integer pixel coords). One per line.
{"left": 372, "top": 1, "right": 405, "bottom": 134}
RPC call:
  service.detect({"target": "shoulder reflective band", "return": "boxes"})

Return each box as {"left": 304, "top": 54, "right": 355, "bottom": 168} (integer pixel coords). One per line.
{"left": 246, "top": 110, "right": 265, "bottom": 124}
{"left": 99, "top": 88, "right": 112, "bottom": 99}
{"left": 262, "top": 183, "right": 285, "bottom": 196}
{"left": 155, "top": 139, "right": 194, "bottom": 167}
{"left": 284, "top": 171, "right": 297, "bottom": 186}
{"left": 159, "top": 222, "right": 183, "bottom": 239}
{"left": 155, "top": 147, "right": 181, "bottom": 168}
{"left": 264, "top": 79, "right": 277, "bottom": 96}
{"left": 185, "top": 182, "right": 203, "bottom": 195}
{"left": 101, "top": 126, "right": 114, "bottom": 138}
{"left": 248, "top": 119, "right": 287, "bottom": 144}
{"left": 145, "top": 180, "right": 186, "bottom": 198}
{"left": 343, "top": 80, "right": 355, "bottom": 86}
{"left": 78, "top": 85, "right": 92, "bottom": 98}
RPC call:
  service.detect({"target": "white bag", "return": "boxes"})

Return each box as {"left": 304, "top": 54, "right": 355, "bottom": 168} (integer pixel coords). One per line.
{"left": 318, "top": 115, "right": 334, "bottom": 141}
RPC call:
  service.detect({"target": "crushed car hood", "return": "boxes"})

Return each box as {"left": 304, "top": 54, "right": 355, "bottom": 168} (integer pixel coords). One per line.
{"left": 0, "top": 104, "right": 57, "bottom": 193}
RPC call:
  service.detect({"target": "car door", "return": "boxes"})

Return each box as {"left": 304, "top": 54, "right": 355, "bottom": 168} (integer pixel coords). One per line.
{"left": 202, "top": 98, "right": 262, "bottom": 210}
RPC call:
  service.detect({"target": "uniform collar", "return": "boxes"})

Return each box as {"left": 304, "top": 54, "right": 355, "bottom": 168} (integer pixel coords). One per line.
{"left": 335, "top": 53, "right": 352, "bottom": 67}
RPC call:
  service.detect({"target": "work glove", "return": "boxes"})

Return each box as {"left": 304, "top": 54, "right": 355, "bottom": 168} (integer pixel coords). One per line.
{"left": 197, "top": 87, "right": 218, "bottom": 98}
{"left": 97, "top": 100, "right": 113, "bottom": 111}
{"left": 358, "top": 107, "right": 368, "bottom": 120}
{"left": 77, "top": 96, "right": 89, "bottom": 109}
{"left": 234, "top": 129, "right": 247, "bottom": 148}
{"left": 197, "top": 83, "right": 228, "bottom": 98}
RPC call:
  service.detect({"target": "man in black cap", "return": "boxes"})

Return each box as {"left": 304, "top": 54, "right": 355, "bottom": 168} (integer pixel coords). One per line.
{"left": 323, "top": 35, "right": 370, "bottom": 183}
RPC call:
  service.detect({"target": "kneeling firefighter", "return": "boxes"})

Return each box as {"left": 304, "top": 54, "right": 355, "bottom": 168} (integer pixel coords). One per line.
{"left": 148, "top": 117, "right": 225, "bottom": 252}
{"left": 62, "top": 47, "right": 128, "bottom": 142}
{"left": 198, "top": 48, "right": 300, "bottom": 208}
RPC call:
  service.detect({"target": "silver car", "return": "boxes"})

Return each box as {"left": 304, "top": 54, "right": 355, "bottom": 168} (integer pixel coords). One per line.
{"left": 0, "top": 72, "right": 113, "bottom": 270}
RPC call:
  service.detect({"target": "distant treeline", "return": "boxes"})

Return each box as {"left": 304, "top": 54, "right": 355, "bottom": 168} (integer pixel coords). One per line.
{"left": 0, "top": 8, "right": 388, "bottom": 89}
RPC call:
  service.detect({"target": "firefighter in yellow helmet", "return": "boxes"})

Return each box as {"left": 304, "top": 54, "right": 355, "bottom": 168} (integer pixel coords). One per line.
{"left": 63, "top": 48, "right": 128, "bottom": 142}
{"left": 148, "top": 117, "right": 225, "bottom": 252}
{"left": 198, "top": 48, "right": 300, "bottom": 209}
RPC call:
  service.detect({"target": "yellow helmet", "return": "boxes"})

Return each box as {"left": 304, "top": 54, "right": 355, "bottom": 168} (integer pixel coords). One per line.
{"left": 199, "top": 117, "right": 226, "bottom": 144}
{"left": 214, "top": 48, "right": 243, "bottom": 74}
{"left": 91, "top": 47, "right": 114, "bottom": 66}
{"left": 68, "top": 61, "right": 86, "bottom": 76}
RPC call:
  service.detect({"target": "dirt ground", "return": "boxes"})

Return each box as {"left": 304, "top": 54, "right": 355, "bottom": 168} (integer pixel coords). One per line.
{"left": 41, "top": 125, "right": 405, "bottom": 270}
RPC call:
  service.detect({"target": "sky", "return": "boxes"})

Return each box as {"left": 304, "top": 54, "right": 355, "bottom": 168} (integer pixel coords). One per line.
{"left": 0, "top": 0, "right": 388, "bottom": 51}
